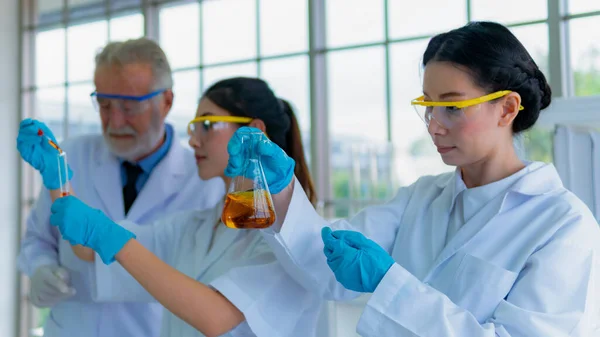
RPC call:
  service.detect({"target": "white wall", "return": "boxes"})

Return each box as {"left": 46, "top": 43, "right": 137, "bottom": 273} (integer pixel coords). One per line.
{"left": 0, "top": 0, "right": 21, "bottom": 336}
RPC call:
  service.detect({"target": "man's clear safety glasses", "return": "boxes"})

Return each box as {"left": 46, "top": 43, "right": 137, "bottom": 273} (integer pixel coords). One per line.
{"left": 90, "top": 89, "right": 166, "bottom": 117}
{"left": 410, "top": 90, "right": 524, "bottom": 129}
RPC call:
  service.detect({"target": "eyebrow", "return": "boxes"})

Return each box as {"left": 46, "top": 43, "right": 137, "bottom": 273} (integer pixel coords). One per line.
{"left": 199, "top": 112, "right": 215, "bottom": 117}
{"left": 423, "top": 91, "right": 467, "bottom": 100}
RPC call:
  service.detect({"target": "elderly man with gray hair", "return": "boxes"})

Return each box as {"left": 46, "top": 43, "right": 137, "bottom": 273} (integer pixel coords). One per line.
{"left": 18, "top": 38, "right": 224, "bottom": 337}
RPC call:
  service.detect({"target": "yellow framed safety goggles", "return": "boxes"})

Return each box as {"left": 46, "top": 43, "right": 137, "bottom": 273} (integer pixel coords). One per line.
{"left": 187, "top": 116, "right": 253, "bottom": 138}
{"left": 411, "top": 90, "right": 524, "bottom": 129}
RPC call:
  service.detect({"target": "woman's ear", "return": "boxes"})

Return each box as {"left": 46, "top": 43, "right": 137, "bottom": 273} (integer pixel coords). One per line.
{"left": 248, "top": 119, "right": 267, "bottom": 133}
{"left": 498, "top": 92, "right": 521, "bottom": 128}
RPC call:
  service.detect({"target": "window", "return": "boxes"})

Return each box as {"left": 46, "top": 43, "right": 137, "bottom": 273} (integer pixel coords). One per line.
{"left": 35, "top": 29, "right": 66, "bottom": 87}
{"left": 159, "top": 3, "right": 200, "bottom": 69}
{"left": 259, "top": 0, "right": 308, "bottom": 56}
{"left": 388, "top": 0, "right": 466, "bottom": 39}
{"left": 569, "top": 17, "right": 600, "bottom": 96}
{"left": 109, "top": 13, "right": 144, "bottom": 41}
{"left": 202, "top": 0, "right": 257, "bottom": 64}
{"left": 470, "top": 0, "right": 547, "bottom": 24}
{"left": 326, "top": 0, "right": 385, "bottom": 48}
{"left": 567, "top": 0, "right": 600, "bottom": 15}
{"left": 169, "top": 70, "right": 200, "bottom": 138}
{"left": 327, "top": 46, "right": 387, "bottom": 217}
{"left": 67, "top": 20, "right": 108, "bottom": 82}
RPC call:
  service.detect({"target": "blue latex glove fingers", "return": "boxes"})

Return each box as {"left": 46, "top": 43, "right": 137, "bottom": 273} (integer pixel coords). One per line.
{"left": 50, "top": 196, "right": 92, "bottom": 246}
{"left": 17, "top": 119, "right": 59, "bottom": 170}
{"left": 253, "top": 131, "right": 295, "bottom": 194}
{"left": 224, "top": 129, "right": 247, "bottom": 177}
{"left": 16, "top": 119, "right": 71, "bottom": 189}
{"left": 321, "top": 229, "right": 395, "bottom": 293}
{"left": 225, "top": 126, "right": 295, "bottom": 194}
{"left": 50, "top": 196, "right": 135, "bottom": 264}
{"left": 321, "top": 227, "right": 335, "bottom": 255}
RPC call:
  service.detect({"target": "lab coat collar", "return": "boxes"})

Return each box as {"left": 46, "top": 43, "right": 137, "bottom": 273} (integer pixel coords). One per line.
{"left": 435, "top": 162, "right": 562, "bottom": 197}
{"left": 125, "top": 136, "right": 190, "bottom": 220}
{"left": 424, "top": 162, "right": 565, "bottom": 281}
{"left": 194, "top": 203, "right": 245, "bottom": 281}
{"left": 92, "top": 125, "right": 188, "bottom": 220}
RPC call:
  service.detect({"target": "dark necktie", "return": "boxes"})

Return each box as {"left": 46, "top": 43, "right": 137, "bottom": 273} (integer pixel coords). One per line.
{"left": 122, "top": 162, "right": 143, "bottom": 215}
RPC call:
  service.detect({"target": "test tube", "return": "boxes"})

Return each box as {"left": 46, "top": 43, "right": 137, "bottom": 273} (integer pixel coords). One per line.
{"left": 57, "top": 151, "right": 70, "bottom": 197}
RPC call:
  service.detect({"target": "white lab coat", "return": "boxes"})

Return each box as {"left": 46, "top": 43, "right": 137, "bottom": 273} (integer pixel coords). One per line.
{"left": 91, "top": 203, "right": 322, "bottom": 337}
{"left": 261, "top": 162, "right": 600, "bottom": 336}
{"left": 18, "top": 132, "right": 225, "bottom": 337}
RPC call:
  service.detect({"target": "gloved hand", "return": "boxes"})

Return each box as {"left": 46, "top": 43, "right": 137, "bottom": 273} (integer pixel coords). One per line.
{"left": 30, "top": 265, "right": 76, "bottom": 308}
{"left": 225, "top": 126, "right": 295, "bottom": 194}
{"left": 16, "top": 118, "right": 72, "bottom": 190}
{"left": 321, "top": 227, "right": 395, "bottom": 293}
{"left": 50, "top": 196, "right": 136, "bottom": 265}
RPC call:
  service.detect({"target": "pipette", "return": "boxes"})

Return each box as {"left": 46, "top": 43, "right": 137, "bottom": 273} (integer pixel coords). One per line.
{"left": 37, "top": 129, "right": 70, "bottom": 197}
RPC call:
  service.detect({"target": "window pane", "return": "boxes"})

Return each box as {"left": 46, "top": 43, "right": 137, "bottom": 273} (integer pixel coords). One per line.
{"left": 35, "top": 87, "right": 65, "bottom": 140}
{"left": 202, "top": 0, "right": 257, "bottom": 64}
{"left": 390, "top": 40, "right": 453, "bottom": 187}
{"left": 68, "top": 82, "right": 101, "bottom": 137}
{"left": 569, "top": 17, "right": 600, "bottom": 97}
{"left": 259, "top": 0, "right": 308, "bottom": 56}
{"left": 67, "top": 20, "right": 108, "bottom": 82}
{"left": 169, "top": 70, "right": 200, "bottom": 139}
{"left": 36, "top": 28, "right": 66, "bottom": 86}
{"left": 111, "top": 0, "right": 141, "bottom": 11}
{"left": 160, "top": 3, "right": 200, "bottom": 69}
{"left": 35, "top": 0, "right": 63, "bottom": 25}
{"left": 260, "top": 56, "right": 311, "bottom": 163}
{"left": 202, "top": 62, "right": 258, "bottom": 91}
{"left": 260, "top": 56, "right": 310, "bottom": 134}
{"left": 388, "top": 0, "right": 466, "bottom": 39}
{"left": 471, "top": 0, "right": 547, "bottom": 24}
{"left": 68, "top": 0, "right": 106, "bottom": 19}
{"left": 109, "top": 13, "right": 144, "bottom": 41}
{"left": 568, "top": 0, "right": 600, "bottom": 15}
{"left": 328, "top": 47, "right": 387, "bottom": 214}
{"left": 521, "top": 126, "right": 553, "bottom": 163}
{"left": 326, "top": 0, "right": 384, "bottom": 48}
{"left": 510, "top": 23, "right": 550, "bottom": 77}
{"left": 328, "top": 47, "right": 387, "bottom": 143}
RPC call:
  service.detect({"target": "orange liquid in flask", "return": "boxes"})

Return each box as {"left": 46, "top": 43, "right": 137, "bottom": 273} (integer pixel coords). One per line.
{"left": 221, "top": 190, "right": 275, "bottom": 229}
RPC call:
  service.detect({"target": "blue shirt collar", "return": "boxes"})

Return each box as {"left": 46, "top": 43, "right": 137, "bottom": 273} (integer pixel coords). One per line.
{"left": 120, "top": 124, "right": 174, "bottom": 173}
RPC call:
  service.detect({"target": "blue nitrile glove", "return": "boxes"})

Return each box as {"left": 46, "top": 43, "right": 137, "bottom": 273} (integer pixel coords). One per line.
{"left": 321, "top": 227, "right": 395, "bottom": 293}
{"left": 16, "top": 118, "right": 73, "bottom": 190}
{"left": 50, "top": 196, "right": 136, "bottom": 264}
{"left": 225, "top": 126, "right": 295, "bottom": 194}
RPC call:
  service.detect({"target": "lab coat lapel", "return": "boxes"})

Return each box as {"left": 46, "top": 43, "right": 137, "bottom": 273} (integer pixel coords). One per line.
{"left": 195, "top": 205, "right": 242, "bottom": 280}
{"left": 91, "top": 144, "right": 125, "bottom": 220}
{"left": 422, "top": 163, "right": 561, "bottom": 282}
{"left": 125, "top": 140, "right": 188, "bottom": 221}
{"left": 423, "top": 181, "right": 506, "bottom": 283}
{"left": 419, "top": 174, "right": 456, "bottom": 278}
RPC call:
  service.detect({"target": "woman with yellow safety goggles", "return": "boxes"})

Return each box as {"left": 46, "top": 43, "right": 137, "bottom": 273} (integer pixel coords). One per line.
{"left": 228, "top": 21, "right": 600, "bottom": 337}
{"left": 31, "top": 77, "right": 321, "bottom": 337}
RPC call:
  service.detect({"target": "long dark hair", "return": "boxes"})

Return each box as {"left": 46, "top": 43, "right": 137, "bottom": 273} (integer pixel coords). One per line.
{"left": 203, "top": 77, "right": 317, "bottom": 206}
{"left": 423, "top": 21, "right": 552, "bottom": 133}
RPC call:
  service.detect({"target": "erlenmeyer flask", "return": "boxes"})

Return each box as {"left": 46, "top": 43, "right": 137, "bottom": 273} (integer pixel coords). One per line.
{"left": 221, "top": 131, "right": 276, "bottom": 229}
